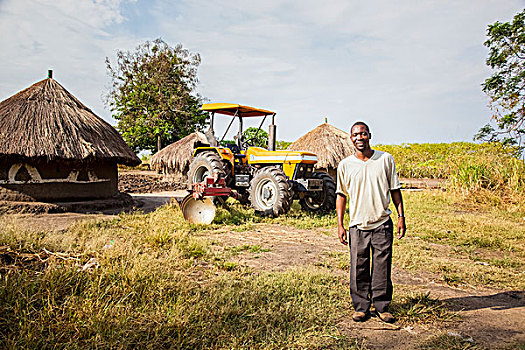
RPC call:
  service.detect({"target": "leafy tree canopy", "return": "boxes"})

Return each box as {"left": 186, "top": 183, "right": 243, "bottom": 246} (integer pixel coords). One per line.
{"left": 242, "top": 127, "right": 269, "bottom": 148}
{"left": 476, "top": 9, "right": 525, "bottom": 150}
{"left": 105, "top": 38, "right": 208, "bottom": 153}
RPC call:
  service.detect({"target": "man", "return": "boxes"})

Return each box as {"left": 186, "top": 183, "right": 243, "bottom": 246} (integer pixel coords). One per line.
{"left": 336, "top": 121, "right": 406, "bottom": 323}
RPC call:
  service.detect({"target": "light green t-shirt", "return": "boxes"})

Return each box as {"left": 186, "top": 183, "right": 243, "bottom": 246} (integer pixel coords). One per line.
{"left": 336, "top": 150, "right": 401, "bottom": 230}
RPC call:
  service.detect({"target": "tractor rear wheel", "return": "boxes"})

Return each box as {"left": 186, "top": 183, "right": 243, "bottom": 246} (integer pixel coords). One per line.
{"left": 187, "top": 151, "right": 228, "bottom": 186}
{"left": 299, "top": 172, "right": 336, "bottom": 214}
{"left": 249, "top": 167, "right": 293, "bottom": 217}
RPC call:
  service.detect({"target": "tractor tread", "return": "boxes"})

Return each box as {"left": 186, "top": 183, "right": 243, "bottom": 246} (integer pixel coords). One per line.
{"left": 299, "top": 172, "right": 336, "bottom": 214}
{"left": 249, "top": 166, "right": 293, "bottom": 217}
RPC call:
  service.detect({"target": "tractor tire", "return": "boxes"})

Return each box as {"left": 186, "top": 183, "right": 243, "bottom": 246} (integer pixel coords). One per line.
{"left": 299, "top": 172, "right": 336, "bottom": 214}
{"left": 187, "top": 151, "right": 228, "bottom": 187}
{"left": 249, "top": 167, "right": 293, "bottom": 217}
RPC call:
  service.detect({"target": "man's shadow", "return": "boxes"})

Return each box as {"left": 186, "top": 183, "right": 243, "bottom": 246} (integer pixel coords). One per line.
{"left": 443, "top": 291, "right": 524, "bottom": 311}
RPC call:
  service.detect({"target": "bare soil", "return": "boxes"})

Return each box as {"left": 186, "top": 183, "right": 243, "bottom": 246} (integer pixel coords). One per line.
{"left": 118, "top": 170, "right": 186, "bottom": 193}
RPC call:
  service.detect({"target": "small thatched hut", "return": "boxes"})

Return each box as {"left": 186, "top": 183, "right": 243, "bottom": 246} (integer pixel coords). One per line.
{"left": 150, "top": 132, "right": 209, "bottom": 177}
{"left": 0, "top": 72, "right": 140, "bottom": 201}
{"left": 287, "top": 121, "right": 356, "bottom": 179}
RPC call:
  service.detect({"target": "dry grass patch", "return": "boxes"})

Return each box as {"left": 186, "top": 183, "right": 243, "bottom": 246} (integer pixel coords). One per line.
{"left": 0, "top": 206, "right": 360, "bottom": 349}
{"left": 394, "top": 191, "right": 525, "bottom": 289}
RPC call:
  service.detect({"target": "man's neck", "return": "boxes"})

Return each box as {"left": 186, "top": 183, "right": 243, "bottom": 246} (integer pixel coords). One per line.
{"left": 355, "top": 148, "right": 374, "bottom": 161}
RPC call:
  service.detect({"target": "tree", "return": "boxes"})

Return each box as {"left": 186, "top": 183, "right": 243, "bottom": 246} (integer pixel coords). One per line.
{"left": 476, "top": 9, "right": 525, "bottom": 150}
{"left": 243, "top": 127, "right": 269, "bottom": 148}
{"left": 105, "top": 38, "right": 208, "bottom": 153}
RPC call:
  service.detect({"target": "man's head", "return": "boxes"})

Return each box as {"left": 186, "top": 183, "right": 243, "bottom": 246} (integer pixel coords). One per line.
{"left": 350, "top": 121, "right": 372, "bottom": 152}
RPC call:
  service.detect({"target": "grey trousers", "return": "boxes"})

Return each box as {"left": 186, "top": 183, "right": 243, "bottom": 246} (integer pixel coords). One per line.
{"left": 349, "top": 218, "right": 393, "bottom": 313}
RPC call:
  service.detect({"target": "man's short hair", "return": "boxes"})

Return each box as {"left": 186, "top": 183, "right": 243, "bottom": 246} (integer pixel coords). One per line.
{"left": 351, "top": 121, "right": 370, "bottom": 133}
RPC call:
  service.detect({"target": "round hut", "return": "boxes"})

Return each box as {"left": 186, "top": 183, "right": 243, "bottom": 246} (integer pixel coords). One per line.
{"left": 0, "top": 72, "right": 140, "bottom": 201}
{"left": 287, "top": 121, "right": 356, "bottom": 179}
{"left": 150, "top": 132, "right": 209, "bottom": 178}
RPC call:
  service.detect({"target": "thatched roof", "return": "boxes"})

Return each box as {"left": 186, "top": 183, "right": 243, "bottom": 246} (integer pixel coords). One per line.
{"left": 150, "top": 132, "right": 209, "bottom": 174}
{"left": 287, "top": 122, "right": 356, "bottom": 169}
{"left": 0, "top": 77, "right": 140, "bottom": 166}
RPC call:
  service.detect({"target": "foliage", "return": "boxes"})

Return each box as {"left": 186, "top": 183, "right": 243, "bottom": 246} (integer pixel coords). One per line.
{"left": 375, "top": 142, "right": 519, "bottom": 176}
{"left": 375, "top": 142, "right": 525, "bottom": 213}
{"left": 276, "top": 140, "right": 292, "bottom": 150}
{"left": 220, "top": 138, "right": 290, "bottom": 150}
{"left": 105, "top": 38, "right": 208, "bottom": 153}
{"left": 242, "top": 127, "right": 269, "bottom": 148}
{"left": 476, "top": 9, "right": 525, "bottom": 149}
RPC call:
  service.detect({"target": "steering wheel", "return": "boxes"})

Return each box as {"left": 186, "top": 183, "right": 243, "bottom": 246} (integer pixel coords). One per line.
{"left": 240, "top": 136, "right": 257, "bottom": 149}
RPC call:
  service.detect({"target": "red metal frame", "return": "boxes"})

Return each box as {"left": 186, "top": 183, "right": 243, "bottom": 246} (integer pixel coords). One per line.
{"left": 191, "top": 177, "right": 232, "bottom": 199}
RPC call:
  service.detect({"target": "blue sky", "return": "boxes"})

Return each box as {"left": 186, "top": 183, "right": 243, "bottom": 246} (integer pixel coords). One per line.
{"left": 0, "top": 0, "right": 524, "bottom": 146}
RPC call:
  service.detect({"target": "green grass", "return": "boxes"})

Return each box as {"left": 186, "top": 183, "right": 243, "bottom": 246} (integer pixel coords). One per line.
{"left": 213, "top": 200, "right": 339, "bottom": 229}
{"left": 374, "top": 142, "right": 521, "bottom": 179}
{"left": 391, "top": 292, "right": 460, "bottom": 325}
{"left": 393, "top": 191, "right": 525, "bottom": 289}
{"left": 227, "top": 244, "right": 271, "bottom": 254}
{"left": 1, "top": 184, "right": 525, "bottom": 348}
{"left": 0, "top": 206, "right": 357, "bottom": 349}
{"left": 375, "top": 142, "right": 525, "bottom": 210}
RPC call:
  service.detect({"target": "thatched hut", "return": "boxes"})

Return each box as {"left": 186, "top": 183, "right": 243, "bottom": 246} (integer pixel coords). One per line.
{"left": 150, "top": 132, "right": 209, "bottom": 177}
{"left": 0, "top": 72, "right": 140, "bottom": 201}
{"left": 287, "top": 121, "right": 356, "bottom": 179}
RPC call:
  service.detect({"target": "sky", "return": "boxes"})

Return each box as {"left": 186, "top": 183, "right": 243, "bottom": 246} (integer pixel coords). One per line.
{"left": 0, "top": 0, "right": 524, "bottom": 146}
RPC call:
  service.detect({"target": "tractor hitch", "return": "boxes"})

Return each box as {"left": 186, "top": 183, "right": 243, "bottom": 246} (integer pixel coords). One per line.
{"left": 180, "top": 174, "right": 240, "bottom": 224}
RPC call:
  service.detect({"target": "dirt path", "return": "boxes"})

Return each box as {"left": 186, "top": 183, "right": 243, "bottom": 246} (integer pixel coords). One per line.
{"left": 209, "top": 225, "right": 525, "bottom": 349}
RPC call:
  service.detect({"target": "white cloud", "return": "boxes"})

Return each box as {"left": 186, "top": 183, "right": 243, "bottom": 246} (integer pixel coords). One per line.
{"left": 153, "top": 0, "right": 524, "bottom": 143}
{"left": 0, "top": 0, "right": 139, "bottom": 121}
{"left": 0, "top": 0, "right": 523, "bottom": 144}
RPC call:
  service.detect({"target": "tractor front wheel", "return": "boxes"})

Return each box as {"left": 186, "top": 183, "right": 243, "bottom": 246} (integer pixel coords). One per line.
{"left": 299, "top": 172, "right": 336, "bottom": 214}
{"left": 187, "top": 151, "right": 228, "bottom": 186}
{"left": 249, "top": 167, "right": 293, "bottom": 217}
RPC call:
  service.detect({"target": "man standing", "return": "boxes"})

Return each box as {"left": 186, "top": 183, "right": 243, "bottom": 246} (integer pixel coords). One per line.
{"left": 336, "top": 121, "right": 406, "bottom": 323}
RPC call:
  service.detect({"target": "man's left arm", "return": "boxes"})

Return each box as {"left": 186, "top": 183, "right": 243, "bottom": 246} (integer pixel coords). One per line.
{"left": 391, "top": 189, "right": 406, "bottom": 239}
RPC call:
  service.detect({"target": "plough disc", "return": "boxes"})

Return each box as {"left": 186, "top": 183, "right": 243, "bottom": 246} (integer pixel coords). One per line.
{"left": 179, "top": 194, "right": 216, "bottom": 224}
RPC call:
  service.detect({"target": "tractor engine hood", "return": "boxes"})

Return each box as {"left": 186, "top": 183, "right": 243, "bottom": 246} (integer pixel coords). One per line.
{"left": 245, "top": 147, "right": 318, "bottom": 164}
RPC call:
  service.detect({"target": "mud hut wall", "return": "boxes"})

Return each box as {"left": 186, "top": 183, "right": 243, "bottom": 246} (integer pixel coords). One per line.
{"left": 0, "top": 159, "right": 118, "bottom": 201}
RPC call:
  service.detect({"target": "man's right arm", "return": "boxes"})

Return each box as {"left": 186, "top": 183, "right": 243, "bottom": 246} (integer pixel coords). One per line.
{"left": 336, "top": 194, "right": 348, "bottom": 245}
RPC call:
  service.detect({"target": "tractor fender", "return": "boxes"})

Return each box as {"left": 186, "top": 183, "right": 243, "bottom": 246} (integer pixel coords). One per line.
{"left": 193, "top": 147, "right": 235, "bottom": 163}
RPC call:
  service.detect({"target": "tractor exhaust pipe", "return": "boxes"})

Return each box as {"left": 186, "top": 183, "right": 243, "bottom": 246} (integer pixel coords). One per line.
{"left": 268, "top": 113, "right": 276, "bottom": 151}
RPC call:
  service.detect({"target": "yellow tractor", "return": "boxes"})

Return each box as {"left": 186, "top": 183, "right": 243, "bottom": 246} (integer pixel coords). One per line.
{"left": 185, "top": 103, "right": 336, "bottom": 218}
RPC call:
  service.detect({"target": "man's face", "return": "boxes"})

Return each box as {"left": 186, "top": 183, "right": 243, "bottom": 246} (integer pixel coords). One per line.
{"left": 350, "top": 125, "right": 371, "bottom": 151}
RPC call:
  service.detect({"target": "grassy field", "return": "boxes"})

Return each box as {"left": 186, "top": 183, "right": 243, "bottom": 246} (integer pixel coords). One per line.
{"left": 375, "top": 142, "right": 525, "bottom": 213}
{"left": 1, "top": 188, "right": 524, "bottom": 348}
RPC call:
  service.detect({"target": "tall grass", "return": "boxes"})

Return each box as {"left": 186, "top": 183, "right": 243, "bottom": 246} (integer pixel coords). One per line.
{"left": 0, "top": 206, "right": 354, "bottom": 349}
{"left": 375, "top": 142, "right": 525, "bottom": 209}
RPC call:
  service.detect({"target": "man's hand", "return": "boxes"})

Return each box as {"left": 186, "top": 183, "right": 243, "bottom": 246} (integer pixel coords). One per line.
{"left": 336, "top": 194, "right": 348, "bottom": 245}
{"left": 397, "top": 217, "right": 406, "bottom": 239}
{"left": 338, "top": 225, "right": 348, "bottom": 245}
